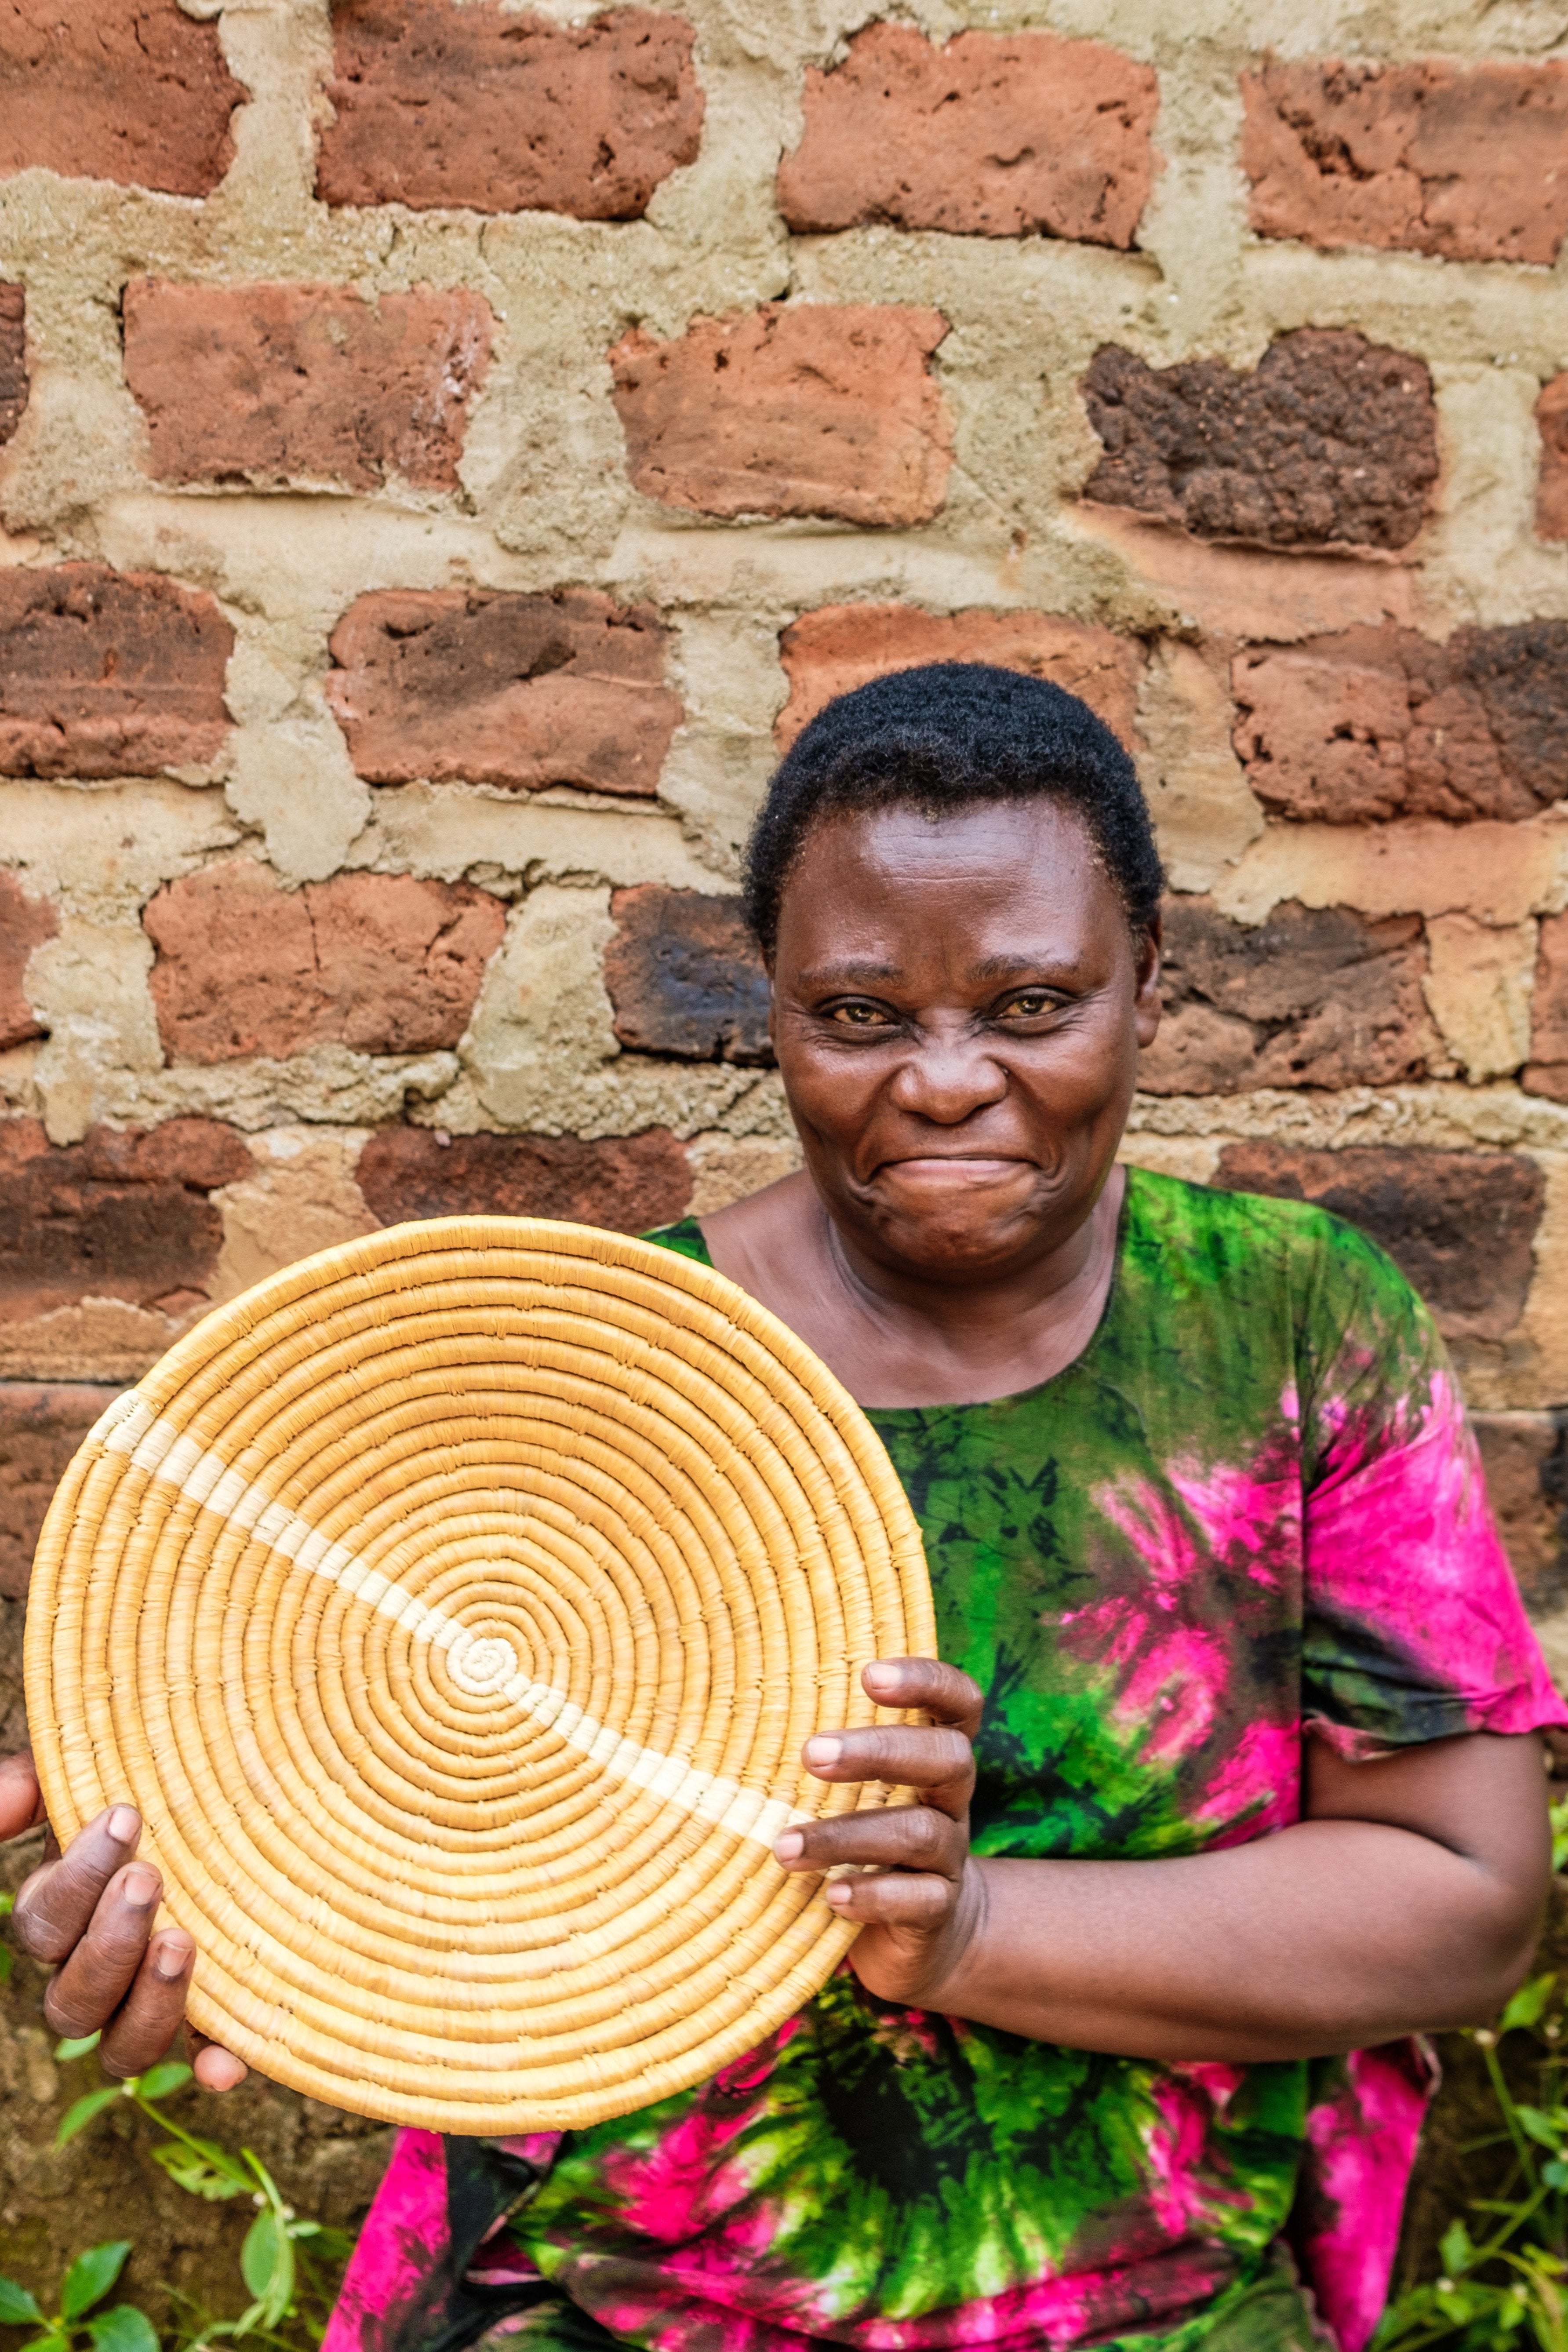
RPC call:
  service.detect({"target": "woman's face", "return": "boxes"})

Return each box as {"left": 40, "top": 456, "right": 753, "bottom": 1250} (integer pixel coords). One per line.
{"left": 770, "top": 797, "right": 1162, "bottom": 1285}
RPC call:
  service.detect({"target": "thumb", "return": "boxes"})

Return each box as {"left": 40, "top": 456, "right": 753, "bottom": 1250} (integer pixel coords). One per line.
{"left": 0, "top": 1754, "right": 46, "bottom": 1844}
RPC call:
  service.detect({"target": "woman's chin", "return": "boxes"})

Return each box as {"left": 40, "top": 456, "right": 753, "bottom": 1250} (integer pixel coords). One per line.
{"left": 855, "top": 1176, "right": 1061, "bottom": 1277}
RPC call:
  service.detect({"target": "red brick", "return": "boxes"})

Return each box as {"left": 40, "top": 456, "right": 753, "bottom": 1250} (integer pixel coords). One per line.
{"left": 776, "top": 604, "right": 1142, "bottom": 753}
{"left": 356, "top": 1125, "right": 692, "bottom": 1232}
{"left": 0, "top": 1380, "right": 124, "bottom": 1600}
{"left": 0, "top": 284, "right": 25, "bottom": 446}
{"left": 777, "top": 22, "right": 1155, "bottom": 249}
{"left": 1082, "top": 331, "right": 1438, "bottom": 553}
{"left": 1536, "top": 375, "right": 1568, "bottom": 541}
{"left": 122, "top": 278, "right": 494, "bottom": 492}
{"left": 1524, "top": 910, "right": 1568, "bottom": 1102}
{"left": 1471, "top": 1411, "right": 1568, "bottom": 1608}
{"left": 326, "top": 590, "right": 680, "bottom": 797}
{"left": 610, "top": 304, "right": 951, "bottom": 527}
{"left": 1139, "top": 899, "right": 1439, "bottom": 1093}
{"left": 0, "top": 0, "right": 243, "bottom": 195}
{"left": 1242, "top": 56, "right": 1568, "bottom": 266}
{"left": 1233, "top": 622, "right": 1568, "bottom": 823}
{"left": 0, "top": 564, "right": 233, "bottom": 779}
{"left": 318, "top": 0, "right": 702, "bottom": 219}
{"left": 1213, "top": 1142, "right": 1543, "bottom": 1342}
{"left": 0, "top": 1116, "right": 251, "bottom": 1325}
{"left": 605, "top": 888, "right": 771, "bottom": 1063}
{"left": 0, "top": 872, "right": 55, "bottom": 1054}
{"left": 145, "top": 860, "right": 506, "bottom": 1064}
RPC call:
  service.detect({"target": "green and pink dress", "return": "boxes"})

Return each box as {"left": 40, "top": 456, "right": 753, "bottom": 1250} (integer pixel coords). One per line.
{"left": 323, "top": 1172, "right": 1565, "bottom": 2352}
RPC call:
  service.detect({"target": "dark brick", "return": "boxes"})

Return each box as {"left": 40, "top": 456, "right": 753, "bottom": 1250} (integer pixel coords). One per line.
{"left": 0, "top": 1381, "right": 122, "bottom": 1600}
{"left": 0, "top": 1118, "right": 251, "bottom": 1325}
{"left": 0, "top": 872, "right": 55, "bottom": 1053}
{"left": 1233, "top": 621, "right": 1568, "bottom": 823}
{"left": 0, "top": 0, "right": 244, "bottom": 196}
{"left": 326, "top": 589, "right": 680, "bottom": 797}
{"left": 1139, "top": 899, "right": 1439, "bottom": 1094}
{"left": 356, "top": 1126, "right": 692, "bottom": 1233}
{"left": 1213, "top": 1142, "right": 1544, "bottom": 1341}
{"left": 1081, "top": 330, "right": 1439, "bottom": 553}
{"left": 1472, "top": 1410, "right": 1568, "bottom": 1613}
{"left": 605, "top": 888, "right": 771, "bottom": 1063}
{"left": 0, "top": 564, "right": 233, "bottom": 779}
{"left": 317, "top": 0, "right": 703, "bottom": 219}
{"left": 0, "top": 285, "right": 25, "bottom": 447}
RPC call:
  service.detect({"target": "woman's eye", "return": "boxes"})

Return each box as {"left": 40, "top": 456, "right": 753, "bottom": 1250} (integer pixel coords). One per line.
{"left": 827, "top": 1002, "right": 895, "bottom": 1027}
{"left": 997, "top": 990, "right": 1059, "bottom": 1019}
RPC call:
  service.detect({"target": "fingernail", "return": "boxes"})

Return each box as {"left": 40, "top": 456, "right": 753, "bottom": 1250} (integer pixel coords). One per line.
{"left": 107, "top": 1807, "right": 139, "bottom": 1845}
{"left": 152, "top": 1937, "right": 193, "bottom": 1982}
{"left": 773, "top": 1831, "right": 803, "bottom": 1864}
{"left": 826, "top": 1883, "right": 852, "bottom": 1907}
{"left": 863, "top": 1663, "right": 899, "bottom": 1690}
{"left": 805, "top": 1737, "right": 843, "bottom": 1769}
{"left": 121, "top": 1869, "right": 158, "bottom": 1908}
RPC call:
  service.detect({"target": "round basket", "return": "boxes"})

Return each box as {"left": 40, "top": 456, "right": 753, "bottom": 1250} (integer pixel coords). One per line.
{"left": 24, "top": 1217, "right": 934, "bottom": 2134}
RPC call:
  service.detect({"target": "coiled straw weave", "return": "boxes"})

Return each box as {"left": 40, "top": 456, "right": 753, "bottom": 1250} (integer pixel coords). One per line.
{"left": 24, "top": 1218, "right": 934, "bottom": 2134}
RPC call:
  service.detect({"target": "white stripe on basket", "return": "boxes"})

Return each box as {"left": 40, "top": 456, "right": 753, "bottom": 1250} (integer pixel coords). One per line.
{"left": 94, "top": 1393, "right": 809, "bottom": 1850}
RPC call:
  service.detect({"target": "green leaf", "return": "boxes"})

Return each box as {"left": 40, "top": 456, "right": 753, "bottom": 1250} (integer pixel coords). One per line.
{"left": 1501, "top": 1974, "right": 1557, "bottom": 2035}
{"left": 52, "top": 2034, "right": 101, "bottom": 2064}
{"left": 240, "top": 2215, "right": 278, "bottom": 2304}
{"left": 1441, "top": 2219, "right": 1476, "bottom": 2278}
{"left": 240, "top": 2215, "right": 293, "bottom": 2327}
{"left": 132, "top": 2062, "right": 192, "bottom": 2104}
{"left": 0, "top": 1950, "right": 13, "bottom": 1987}
{"left": 60, "top": 2245, "right": 131, "bottom": 2322}
{"left": 1546, "top": 2159, "right": 1568, "bottom": 2189}
{"left": 86, "top": 2307, "right": 158, "bottom": 2352}
{"left": 149, "top": 2144, "right": 248, "bottom": 2202}
{"left": 0, "top": 2278, "right": 43, "bottom": 2325}
{"left": 54, "top": 2088, "right": 122, "bottom": 2150}
{"left": 0, "top": 1893, "right": 13, "bottom": 1919}
{"left": 20, "top": 2332, "right": 70, "bottom": 2352}
{"left": 1516, "top": 2103, "right": 1564, "bottom": 2150}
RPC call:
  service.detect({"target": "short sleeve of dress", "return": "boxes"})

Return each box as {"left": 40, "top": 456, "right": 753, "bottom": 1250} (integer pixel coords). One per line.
{"left": 1298, "top": 1212, "right": 1565, "bottom": 1758}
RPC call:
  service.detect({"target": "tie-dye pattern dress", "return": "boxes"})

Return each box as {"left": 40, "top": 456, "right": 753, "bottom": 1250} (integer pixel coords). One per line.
{"left": 324, "top": 1172, "right": 1565, "bottom": 2352}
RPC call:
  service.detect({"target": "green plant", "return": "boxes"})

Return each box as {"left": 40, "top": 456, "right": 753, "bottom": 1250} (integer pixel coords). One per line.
{"left": 53, "top": 2040, "right": 353, "bottom": 2352}
{"left": 1373, "top": 1802, "right": 1568, "bottom": 2352}
{"left": 0, "top": 2242, "right": 157, "bottom": 2352}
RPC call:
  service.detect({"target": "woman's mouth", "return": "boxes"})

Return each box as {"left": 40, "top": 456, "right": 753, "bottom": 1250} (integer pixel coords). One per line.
{"left": 875, "top": 1156, "right": 1035, "bottom": 1187}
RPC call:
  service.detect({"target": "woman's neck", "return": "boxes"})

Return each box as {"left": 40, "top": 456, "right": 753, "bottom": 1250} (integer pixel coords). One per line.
{"left": 700, "top": 1166, "right": 1126, "bottom": 1411}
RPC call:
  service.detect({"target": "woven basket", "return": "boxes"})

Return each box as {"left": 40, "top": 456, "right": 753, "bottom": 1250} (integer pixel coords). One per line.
{"left": 24, "top": 1218, "right": 935, "bottom": 2134}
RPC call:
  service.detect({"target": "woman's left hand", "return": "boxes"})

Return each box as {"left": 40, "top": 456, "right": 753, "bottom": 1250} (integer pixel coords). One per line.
{"left": 773, "top": 1658, "right": 985, "bottom": 2010}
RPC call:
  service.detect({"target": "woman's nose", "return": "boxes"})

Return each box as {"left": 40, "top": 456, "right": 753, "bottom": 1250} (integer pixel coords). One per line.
{"left": 886, "top": 1036, "right": 1008, "bottom": 1123}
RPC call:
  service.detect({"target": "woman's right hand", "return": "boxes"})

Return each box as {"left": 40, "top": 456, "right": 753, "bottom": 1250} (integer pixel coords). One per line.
{"left": 0, "top": 1752, "right": 246, "bottom": 2089}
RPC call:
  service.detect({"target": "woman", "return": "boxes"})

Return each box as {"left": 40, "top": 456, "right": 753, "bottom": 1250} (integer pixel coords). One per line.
{"left": 9, "top": 665, "right": 1562, "bottom": 2352}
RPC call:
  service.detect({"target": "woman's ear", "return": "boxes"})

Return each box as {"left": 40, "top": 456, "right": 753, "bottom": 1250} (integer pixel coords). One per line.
{"left": 1133, "top": 915, "right": 1162, "bottom": 1050}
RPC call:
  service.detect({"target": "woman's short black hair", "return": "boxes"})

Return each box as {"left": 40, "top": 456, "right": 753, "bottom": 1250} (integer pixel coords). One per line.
{"left": 742, "top": 661, "right": 1164, "bottom": 958}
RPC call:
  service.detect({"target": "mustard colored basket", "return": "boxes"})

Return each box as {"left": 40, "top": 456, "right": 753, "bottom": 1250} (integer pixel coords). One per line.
{"left": 24, "top": 1218, "right": 935, "bottom": 2134}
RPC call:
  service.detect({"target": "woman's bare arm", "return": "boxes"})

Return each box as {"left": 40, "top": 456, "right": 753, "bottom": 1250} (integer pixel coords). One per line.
{"left": 780, "top": 1661, "right": 1551, "bottom": 2063}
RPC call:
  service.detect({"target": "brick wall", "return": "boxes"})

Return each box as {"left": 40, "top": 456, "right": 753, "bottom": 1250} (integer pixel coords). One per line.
{"left": 3, "top": 0, "right": 1568, "bottom": 2289}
